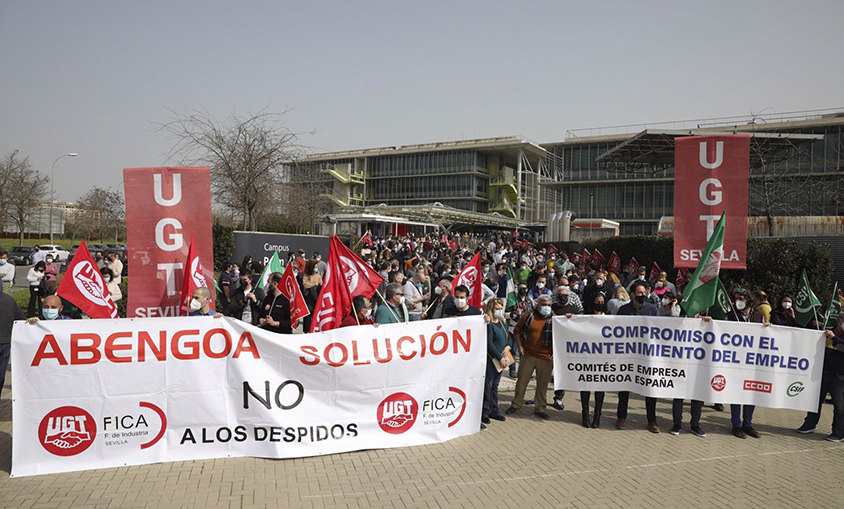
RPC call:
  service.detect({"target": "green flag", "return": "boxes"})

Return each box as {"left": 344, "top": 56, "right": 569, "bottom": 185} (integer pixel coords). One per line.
{"left": 680, "top": 212, "right": 725, "bottom": 317}
{"left": 823, "top": 282, "right": 842, "bottom": 328}
{"left": 794, "top": 269, "right": 822, "bottom": 327}
{"left": 259, "top": 251, "right": 285, "bottom": 291}
{"left": 708, "top": 277, "right": 732, "bottom": 321}
{"left": 505, "top": 266, "right": 518, "bottom": 310}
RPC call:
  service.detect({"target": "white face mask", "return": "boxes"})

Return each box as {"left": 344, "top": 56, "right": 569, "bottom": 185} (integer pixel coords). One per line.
{"left": 454, "top": 298, "right": 468, "bottom": 309}
{"left": 536, "top": 282, "right": 545, "bottom": 289}
{"left": 736, "top": 300, "right": 747, "bottom": 311}
{"left": 656, "top": 282, "right": 664, "bottom": 288}
{"left": 661, "top": 298, "right": 670, "bottom": 306}
{"left": 434, "top": 286, "right": 442, "bottom": 295}
{"left": 782, "top": 301, "right": 792, "bottom": 310}
{"left": 190, "top": 298, "right": 203, "bottom": 311}
{"left": 493, "top": 309, "right": 504, "bottom": 319}
{"left": 363, "top": 308, "right": 372, "bottom": 318}
{"left": 595, "top": 279, "right": 604, "bottom": 287}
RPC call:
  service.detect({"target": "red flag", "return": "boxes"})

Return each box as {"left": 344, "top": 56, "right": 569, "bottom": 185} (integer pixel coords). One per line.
{"left": 676, "top": 268, "right": 691, "bottom": 289}
{"left": 311, "top": 236, "right": 385, "bottom": 332}
{"left": 279, "top": 262, "right": 310, "bottom": 323}
{"left": 592, "top": 249, "right": 605, "bottom": 267}
{"left": 511, "top": 229, "right": 518, "bottom": 238}
{"left": 649, "top": 262, "right": 662, "bottom": 284}
{"left": 629, "top": 257, "right": 640, "bottom": 274}
{"left": 546, "top": 244, "right": 558, "bottom": 256}
{"left": 449, "top": 238, "right": 458, "bottom": 251}
{"left": 57, "top": 241, "right": 119, "bottom": 319}
{"left": 608, "top": 252, "right": 622, "bottom": 275}
{"left": 582, "top": 248, "right": 592, "bottom": 265}
{"left": 441, "top": 234, "right": 448, "bottom": 243}
{"left": 513, "top": 240, "right": 522, "bottom": 250}
{"left": 360, "top": 231, "right": 373, "bottom": 248}
{"left": 571, "top": 252, "right": 582, "bottom": 265}
{"left": 455, "top": 252, "right": 484, "bottom": 309}
{"left": 179, "top": 236, "right": 214, "bottom": 316}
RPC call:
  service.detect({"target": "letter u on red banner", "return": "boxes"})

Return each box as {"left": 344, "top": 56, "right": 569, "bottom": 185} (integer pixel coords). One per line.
{"left": 123, "top": 168, "right": 215, "bottom": 318}
{"left": 674, "top": 135, "right": 749, "bottom": 269}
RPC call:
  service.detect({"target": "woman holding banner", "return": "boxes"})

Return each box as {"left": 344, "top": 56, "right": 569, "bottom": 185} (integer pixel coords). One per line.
{"left": 581, "top": 293, "right": 607, "bottom": 428}
{"left": 482, "top": 299, "right": 509, "bottom": 426}
{"left": 727, "top": 290, "right": 764, "bottom": 439}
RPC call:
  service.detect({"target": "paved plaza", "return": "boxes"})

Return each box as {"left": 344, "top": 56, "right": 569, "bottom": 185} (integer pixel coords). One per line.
{"left": 2, "top": 371, "right": 843, "bottom": 509}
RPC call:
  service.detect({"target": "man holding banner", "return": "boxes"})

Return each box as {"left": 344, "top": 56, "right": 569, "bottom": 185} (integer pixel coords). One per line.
{"left": 797, "top": 312, "right": 844, "bottom": 442}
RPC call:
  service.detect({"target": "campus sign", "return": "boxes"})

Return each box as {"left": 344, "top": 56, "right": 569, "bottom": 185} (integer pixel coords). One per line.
{"left": 11, "top": 316, "right": 485, "bottom": 477}
{"left": 674, "top": 135, "right": 750, "bottom": 269}
{"left": 553, "top": 315, "right": 824, "bottom": 411}
{"left": 231, "top": 231, "right": 330, "bottom": 267}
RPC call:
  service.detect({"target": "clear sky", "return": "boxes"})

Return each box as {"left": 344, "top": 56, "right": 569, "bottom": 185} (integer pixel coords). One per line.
{"left": 2, "top": 1, "right": 842, "bottom": 203}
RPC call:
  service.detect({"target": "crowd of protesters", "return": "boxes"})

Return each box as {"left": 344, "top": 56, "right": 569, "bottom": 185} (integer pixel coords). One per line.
{"left": 1, "top": 233, "right": 841, "bottom": 442}
{"left": 205, "top": 231, "right": 844, "bottom": 441}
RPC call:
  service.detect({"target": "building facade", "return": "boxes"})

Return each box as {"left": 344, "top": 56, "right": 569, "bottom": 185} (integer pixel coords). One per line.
{"left": 300, "top": 108, "right": 844, "bottom": 236}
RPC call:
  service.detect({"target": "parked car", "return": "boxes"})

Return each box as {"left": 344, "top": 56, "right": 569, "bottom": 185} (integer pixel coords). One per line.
{"left": 39, "top": 244, "right": 70, "bottom": 262}
{"left": 9, "top": 245, "right": 35, "bottom": 265}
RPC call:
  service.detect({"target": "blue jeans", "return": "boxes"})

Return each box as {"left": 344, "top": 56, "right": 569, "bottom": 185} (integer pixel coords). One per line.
{"left": 0, "top": 343, "right": 9, "bottom": 395}
{"left": 483, "top": 358, "right": 504, "bottom": 418}
{"left": 802, "top": 371, "right": 844, "bottom": 437}
{"left": 730, "top": 404, "right": 755, "bottom": 428}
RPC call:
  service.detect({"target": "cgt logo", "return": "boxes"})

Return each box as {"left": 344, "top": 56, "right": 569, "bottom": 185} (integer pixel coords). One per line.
{"left": 377, "top": 392, "right": 418, "bottom": 434}
{"left": 787, "top": 381, "right": 806, "bottom": 397}
{"left": 39, "top": 406, "right": 97, "bottom": 456}
{"left": 743, "top": 380, "right": 772, "bottom": 393}
{"left": 710, "top": 374, "right": 726, "bottom": 392}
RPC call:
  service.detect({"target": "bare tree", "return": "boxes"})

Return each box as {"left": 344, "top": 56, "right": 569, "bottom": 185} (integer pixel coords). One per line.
{"left": 70, "top": 186, "right": 125, "bottom": 242}
{"left": 283, "top": 163, "right": 333, "bottom": 234}
{"left": 746, "top": 116, "right": 844, "bottom": 236}
{"left": 0, "top": 151, "right": 49, "bottom": 243}
{"left": 156, "top": 108, "right": 312, "bottom": 231}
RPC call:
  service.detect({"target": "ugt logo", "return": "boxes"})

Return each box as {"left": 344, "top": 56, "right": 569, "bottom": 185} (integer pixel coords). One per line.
{"left": 38, "top": 406, "right": 97, "bottom": 456}
{"left": 377, "top": 392, "right": 418, "bottom": 435}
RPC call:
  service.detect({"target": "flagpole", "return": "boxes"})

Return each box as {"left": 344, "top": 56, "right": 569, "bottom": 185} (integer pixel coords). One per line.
{"left": 351, "top": 300, "right": 361, "bottom": 325}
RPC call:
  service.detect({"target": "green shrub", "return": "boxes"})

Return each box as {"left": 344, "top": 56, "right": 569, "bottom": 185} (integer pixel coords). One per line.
{"left": 212, "top": 222, "right": 235, "bottom": 271}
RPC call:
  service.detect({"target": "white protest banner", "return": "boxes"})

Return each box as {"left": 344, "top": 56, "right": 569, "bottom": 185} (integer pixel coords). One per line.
{"left": 552, "top": 315, "right": 824, "bottom": 412}
{"left": 11, "top": 316, "right": 485, "bottom": 477}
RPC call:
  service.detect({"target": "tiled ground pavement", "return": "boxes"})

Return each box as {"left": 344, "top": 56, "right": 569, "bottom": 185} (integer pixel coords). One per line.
{"left": 2, "top": 372, "right": 842, "bottom": 508}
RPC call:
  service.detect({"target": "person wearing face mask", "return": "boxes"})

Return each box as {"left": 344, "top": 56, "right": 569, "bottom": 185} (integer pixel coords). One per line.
{"left": 228, "top": 268, "right": 265, "bottom": 325}
{"left": 26, "top": 295, "right": 72, "bottom": 324}
{"left": 658, "top": 292, "right": 682, "bottom": 318}
{"left": 43, "top": 255, "right": 58, "bottom": 295}
{"left": 506, "top": 294, "right": 556, "bottom": 419}
{"left": 551, "top": 286, "right": 580, "bottom": 411}
{"left": 0, "top": 249, "right": 14, "bottom": 297}
{"left": 556, "top": 277, "right": 583, "bottom": 313}
{"left": 258, "top": 273, "right": 293, "bottom": 332}
{"left": 444, "top": 285, "right": 482, "bottom": 318}
{"left": 189, "top": 287, "right": 223, "bottom": 318}
{"left": 1, "top": 290, "right": 25, "bottom": 397}
{"left": 482, "top": 299, "right": 510, "bottom": 427}
{"left": 770, "top": 295, "right": 797, "bottom": 327}
{"left": 607, "top": 285, "right": 631, "bottom": 315}
{"left": 100, "top": 267, "right": 123, "bottom": 303}
{"left": 506, "top": 283, "right": 532, "bottom": 379}
{"left": 797, "top": 312, "right": 844, "bottom": 441}
{"left": 581, "top": 294, "right": 608, "bottom": 428}
{"left": 313, "top": 252, "right": 327, "bottom": 277}
{"left": 626, "top": 267, "right": 649, "bottom": 294}
{"left": 425, "top": 278, "right": 454, "bottom": 320}
{"left": 403, "top": 270, "right": 431, "bottom": 321}
{"left": 374, "top": 283, "right": 409, "bottom": 324}
{"left": 582, "top": 272, "right": 610, "bottom": 314}
{"left": 26, "top": 261, "right": 47, "bottom": 318}
{"left": 527, "top": 275, "right": 552, "bottom": 305}
{"left": 617, "top": 280, "right": 661, "bottom": 432}
{"left": 515, "top": 262, "right": 531, "bottom": 286}
{"left": 653, "top": 277, "right": 670, "bottom": 297}
{"left": 107, "top": 253, "right": 124, "bottom": 285}
{"left": 341, "top": 295, "right": 379, "bottom": 328}
{"left": 726, "top": 290, "right": 764, "bottom": 438}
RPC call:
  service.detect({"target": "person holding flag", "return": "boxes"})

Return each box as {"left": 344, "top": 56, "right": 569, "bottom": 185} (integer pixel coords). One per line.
{"left": 189, "top": 287, "right": 222, "bottom": 318}
{"left": 794, "top": 269, "right": 823, "bottom": 328}
{"left": 57, "top": 241, "right": 119, "bottom": 319}
{"left": 374, "top": 283, "right": 408, "bottom": 324}
{"left": 228, "top": 268, "right": 265, "bottom": 325}
{"left": 259, "top": 273, "right": 294, "bottom": 333}
{"left": 340, "top": 295, "right": 378, "bottom": 328}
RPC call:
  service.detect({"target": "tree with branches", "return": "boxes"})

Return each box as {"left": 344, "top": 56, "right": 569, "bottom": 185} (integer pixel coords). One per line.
{"left": 0, "top": 151, "right": 49, "bottom": 243}
{"left": 156, "top": 108, "right": 313, "bottom": 231}
{"left": 69, "top": 186, "right": 125, "bottom": 242}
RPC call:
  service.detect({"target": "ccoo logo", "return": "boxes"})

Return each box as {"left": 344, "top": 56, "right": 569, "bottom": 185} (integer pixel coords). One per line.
{"left": 377, "top": 392, "right": 418, "bottom": 434}
{"left": 39, "top": 406, "right": 97, "bottom": 456}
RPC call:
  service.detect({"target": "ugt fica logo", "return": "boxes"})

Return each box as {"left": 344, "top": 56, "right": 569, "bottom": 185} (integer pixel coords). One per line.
{"left": 377, "top": 392, "right": 418, "bottom": 434}
{"left": 38, "top": 406, "right": 97, "bottom": 456}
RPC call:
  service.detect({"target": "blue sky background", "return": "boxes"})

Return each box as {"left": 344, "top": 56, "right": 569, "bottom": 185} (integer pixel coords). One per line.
{"left": 2, "top": 1, "right": 842, "bottom": 202}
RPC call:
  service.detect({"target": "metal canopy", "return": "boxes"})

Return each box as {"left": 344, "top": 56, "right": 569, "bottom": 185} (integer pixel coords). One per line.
{"left": 595, "top": 129, "right": 824, "bottom": 174}
{"left": 337, "top": 202, "right": 525, "bottom": 231}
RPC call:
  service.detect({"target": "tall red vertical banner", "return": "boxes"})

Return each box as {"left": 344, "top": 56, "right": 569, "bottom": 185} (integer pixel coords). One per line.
{"left": 674, "top": 135, "right": 750, "bottom": 269}
{"left": 123, "top": 167, "right": 215, "bottom": 317}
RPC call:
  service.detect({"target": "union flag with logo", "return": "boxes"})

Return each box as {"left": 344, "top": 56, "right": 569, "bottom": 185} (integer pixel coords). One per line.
{"left": 455, "top": 252, "right": 484, "bottom": 309}
{"left": 310, "top": 236, "right": 385, "bottom": 332}
{"left": 607, "top": 251, "right": 622, "bottom": 275}
{"left": 57, "top": 241, "right": 119, "bottom": 319}
{"left": 179, "top": 236, "right": 214, "bottom": 315}
{"left": 279, "top": 262, "right": 310, "bottom": 323}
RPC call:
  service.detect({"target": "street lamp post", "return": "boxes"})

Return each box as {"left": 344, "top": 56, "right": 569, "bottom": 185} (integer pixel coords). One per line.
{"left": 589, "top": 192, "right": 594, "bottom": 238}
{"left": 50, "top": 153, "right": 77, "bottom": 243}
